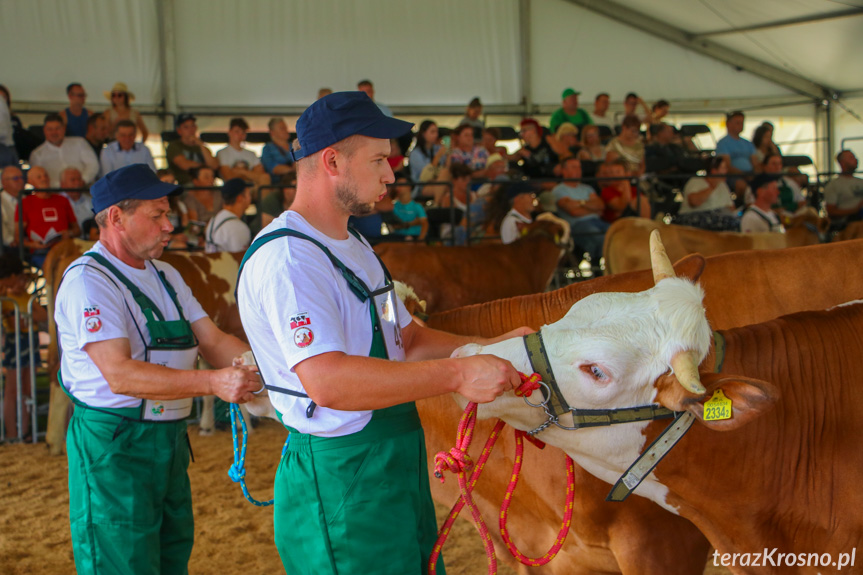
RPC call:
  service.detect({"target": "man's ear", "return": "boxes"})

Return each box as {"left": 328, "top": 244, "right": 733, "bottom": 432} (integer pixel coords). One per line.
{"left": 108, "top": 205, "right": 124, "bottom": 230}
{"left": 320, "top": 148, "right": 340, "bottom": 177}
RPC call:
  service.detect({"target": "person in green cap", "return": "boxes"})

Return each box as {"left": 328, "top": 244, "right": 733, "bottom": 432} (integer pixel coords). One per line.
{"left": 236, "top": 91, "right": 530, "bottom": 574}
{"left": 55, "top": 163, "right": 263, "bottom": 575}
{"left": 549, "top": 87, "right": 594, "bottom": 133}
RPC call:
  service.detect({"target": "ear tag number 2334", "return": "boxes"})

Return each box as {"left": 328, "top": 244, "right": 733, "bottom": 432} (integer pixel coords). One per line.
{"left": 703, "top": 389, "right": 732, "bottom": 421}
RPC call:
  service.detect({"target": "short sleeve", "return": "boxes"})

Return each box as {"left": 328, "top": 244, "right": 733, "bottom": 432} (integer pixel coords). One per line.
{"left": 56, "top": 266, "right": 136, "bottom": 349}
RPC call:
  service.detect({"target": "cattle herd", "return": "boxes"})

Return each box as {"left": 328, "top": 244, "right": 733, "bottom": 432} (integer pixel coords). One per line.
{"left": 39, "top": 229, "right": 863, "bottom": 574}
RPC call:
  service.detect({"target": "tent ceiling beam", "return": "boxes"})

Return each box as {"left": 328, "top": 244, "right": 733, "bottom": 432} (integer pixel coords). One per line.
{"left": 563, "top": 0, "right": 835, "bottom": 101}
{"left": 693, "top": 8, "right": 863, "bottom": 38}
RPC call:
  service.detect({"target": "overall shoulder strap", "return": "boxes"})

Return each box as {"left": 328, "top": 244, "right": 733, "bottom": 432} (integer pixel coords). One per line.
{"left": 348, "top": 226, "right": 393, "bottom": 284}
{"left": 83, "top": 252, "right": 166, "bottom": 322}
{"left": 207, "top": 215, "right": 240, "bottom": 247}
{"left": 236, "top": 228, "right": 372, "bottom": 302}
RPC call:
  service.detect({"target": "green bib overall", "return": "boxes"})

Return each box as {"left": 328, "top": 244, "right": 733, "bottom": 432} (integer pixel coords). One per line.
{"left": 61, "top": 252, "right": 199, "bottom": 575}
{"left": 239, "top": 229, "right": 445, "bottom": 575}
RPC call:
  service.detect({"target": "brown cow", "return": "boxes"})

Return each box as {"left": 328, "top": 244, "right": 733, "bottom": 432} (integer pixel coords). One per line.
{"left": 462, "top": 252, "right": 863, "bottom": 572}
{"left": 374, "top": 219, "right": 564, "bottom": 313}
{"left": 422, "top": 239, "right": 863, "bottom": 574}
{"left": 603, "top": 216, "right": 823, "bottom": 275}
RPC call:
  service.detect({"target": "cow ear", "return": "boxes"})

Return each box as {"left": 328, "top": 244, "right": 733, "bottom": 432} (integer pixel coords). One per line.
{"left": 672, "top": 254, "right": 705, "bottom": 282}
{"left": 655, "top": 372, "right": 779, "bottom": 431}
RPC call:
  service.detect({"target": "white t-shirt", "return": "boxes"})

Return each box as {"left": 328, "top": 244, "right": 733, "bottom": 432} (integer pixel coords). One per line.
{"left": 237, "top": 211, "right": 412, "bottom": 437}
{"left": 500, "top": 209, "right": 532, "bottom": 244}
{"left": 216, "top": 145, "right": 261, "bottom": 169}
{"left": 824, "top": 176, "right": 863, "bottom": 211}
{"left": 204, "top": 209, "right": 251, "bottom": 253}
{"left": 679, "top": 178, "right": 734, "bottom": 214}
{"left": 740, "top": 205, "right": 782, "bottom": 233}
{"left": 55, "top": 242, "right": 207, "bottom": 408}
{"left": 1, "top": 190, "right": 17, "bottom": 246}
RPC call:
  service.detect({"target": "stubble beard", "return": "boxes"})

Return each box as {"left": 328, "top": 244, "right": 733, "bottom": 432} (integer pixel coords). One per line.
{"left": 335, "top": 180, "right": 375, "bottom": 217}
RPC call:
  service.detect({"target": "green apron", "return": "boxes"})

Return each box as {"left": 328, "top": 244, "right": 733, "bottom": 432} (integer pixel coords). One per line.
{"left": 239, "top": 228, "right": 445, "bottom": 575}
{"left": 61, "top": 252, "right": 199, "bottom": 575}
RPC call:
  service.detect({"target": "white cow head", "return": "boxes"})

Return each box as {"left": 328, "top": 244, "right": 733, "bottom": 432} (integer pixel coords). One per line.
{"left": 452, "top": 231, "right": 718, "bottom": 498}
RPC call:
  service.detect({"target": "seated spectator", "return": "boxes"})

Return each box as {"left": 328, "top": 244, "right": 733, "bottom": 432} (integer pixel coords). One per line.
{"left": 599, "top": 160, "right": 650, "bottom": 223}
{"left": 261, "top": 117, "right": 295, "bottom": 185}
{"left": 158, "top": 169, "right": 189, "bottom": 249}
{"left": 216, "top": 118, "right": 270, "bottom": 189}
{"left": 1, "top": 166, "right": 25, "bottom": 249}
{"left": 166, "top": 113, "right": 219, "bottom": 186}
{"left": 357, "top": 79, "right": 393, "bottom": 117}
{"left": 58, "top": 83, "right": 91, "bottom": 138}
{"left": 823, "top": 150, "right": 863, "bottom": 228}
{"left": 204, "top": 178, "right": 252, "bottom": 253}
{"left": 0, "top": 91, "right": 16, "bottom": 168}
{"left": 548, "top": 123, "right": 581, "bottom": 161}
{"left": 578, "top": 125, "right": 607, "bottom": 162}
{"left": 100, "top": 119, "right": 157, "bottom": 176}
{"left": 0, "top": 85, "right": 42, "bottom": 163}
{"left": 752, "top": 121, "right": 780, "bottom": 165}
{"left": 716, "top": 111, "right": 758, "bottom": 199}
{"left": 448, "top": 124, "right": 489, "bottom": 177}
{"left": 439, "top": 163, "right": 482, "bottom": 243}
{"left": 605, "top": 114, "right": 645, "bottom": 176}
{"left": 30, "top": 113, "right": 99, "bottom": 187}
{"left": 258, "top": 185, "right": 296, "bottom": 231}
{"left": 317, "top": 87, "right": 333, "bottom": 100}
{"left": 15, "top": 166, "right": 80, "bottom": 267}
{"left": 616, "top": 92, "right": 653, "bottom": 127}
{"left": 59, "top": 167, "right": 93, "bottom": 237}
{"left": 84, "top": 113, "right": 109, "bottom": 158}
{"left": 391, "top": 176, "right": 428, "bottom": 242}
{"left": 675, "top": 157, "right": 739, "bottom": 231}
{"left": 408, "top": 120, "right": 445, "bottom": 193}
{"left": 550, "top": 89, "right": 593, "bottom": 134}
{"left": 761, "top": 153, "right": 805, "bottom": 214}
{"left": 103, "top": 82, "right": 149, "bottom": 142}
{"left": 645, "top": 122, "right": 688, "bottom": 177}
{"left": 591, "top": 93, "right": 614, "bottom": 128}
{"left": 476, "top": 153, "right": 509, "bottom": 199}
{"left": 481, "top": 127, "right": 508, "bottom": 157}
{"left": 652, "top": 100, "right": 670, "bottom": 123}
{"left": 513, "top": 118, "right": 557, "bottom": 179}
{"left": 459, "top": 97, "right": 485, "bottom": 131}
{"left": 740, "top": 174, "right": 783, "bottom": 233}
{"left": 387, "top": 138, "right": 406, "bottom": 172}
{"left": 183, "top": 166, "right": 223, "bottom": 236}
{"left": 552, "top": 157, "right": 607, "bottom": 262}
{"left": 498, "top": 181, "right": 536, "bottom": 244}
{"left": 0, "top": 252, "right": 47, "bottom": 440}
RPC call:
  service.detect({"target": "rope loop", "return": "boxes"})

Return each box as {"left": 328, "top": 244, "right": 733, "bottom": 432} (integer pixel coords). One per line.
{"left": 515, "top": 372, "right": 542, "bottom": 397}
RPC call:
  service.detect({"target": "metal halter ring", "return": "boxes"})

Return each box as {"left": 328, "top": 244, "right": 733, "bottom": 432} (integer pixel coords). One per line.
{"left": 522, "top": 380, "right": 551, "bottom": 408}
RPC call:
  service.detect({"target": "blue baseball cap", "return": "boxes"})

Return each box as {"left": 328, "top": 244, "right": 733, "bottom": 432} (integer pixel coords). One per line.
{"left": 91, "top": 164, "right": 181, "bottom": 214}
{"left": 289, "top": 91, "right": 413, "bottom": 162}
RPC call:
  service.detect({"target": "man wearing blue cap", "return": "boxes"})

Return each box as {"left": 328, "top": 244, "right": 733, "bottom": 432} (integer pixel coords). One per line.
{"left": 236, "top": 92, "right": 527, "bottom": 574}
{"left": 54, "top": 163, "right": 262, "bottom": 575}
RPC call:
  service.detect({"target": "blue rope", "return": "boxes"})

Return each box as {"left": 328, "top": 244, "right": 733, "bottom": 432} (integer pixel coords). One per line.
{"left": 228, "top": 402, "right": 289, "bottom": 507}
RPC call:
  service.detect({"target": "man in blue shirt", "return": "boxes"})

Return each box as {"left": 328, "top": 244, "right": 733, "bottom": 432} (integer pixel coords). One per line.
{"left": 100, "top": 120, "right": 157, "bottom": 177}
{"left": 715, "top": 111, "right": 758, "bottom": 199}
{"left": 261, "top": 118, "right": 295, "bottom": 185}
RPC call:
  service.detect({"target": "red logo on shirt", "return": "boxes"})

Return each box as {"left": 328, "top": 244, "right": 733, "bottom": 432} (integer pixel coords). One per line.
{"left": 293, "top": 327, "right": 314, "bottom": 348}
{"left": 86, "top": 317, "right": 102, "bottom": 333}
{"left": 84, "top": 306, "right": 100, "bottom": 318}
{"left": 290, "top": 313, "right": 311, "bottom": 330}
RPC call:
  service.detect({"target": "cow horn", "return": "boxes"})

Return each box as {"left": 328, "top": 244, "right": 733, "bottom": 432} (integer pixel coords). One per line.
{"left": 649, "top": 229, "right": 675, "bottom": 284}
{"left": 670, "top": 350, "right": 705, "bottom": 395}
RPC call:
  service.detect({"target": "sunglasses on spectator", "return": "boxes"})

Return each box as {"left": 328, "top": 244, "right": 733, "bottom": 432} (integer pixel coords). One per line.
{"left": 111, "top": 92, "right": 125, "bottom": 97}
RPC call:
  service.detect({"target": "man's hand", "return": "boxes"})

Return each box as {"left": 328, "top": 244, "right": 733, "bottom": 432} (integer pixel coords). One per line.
{"left": 453, "top": 354, "right": 521, "bottom": 403}
{"left": 210, "top": 365, "right": 262, "bottom": 404}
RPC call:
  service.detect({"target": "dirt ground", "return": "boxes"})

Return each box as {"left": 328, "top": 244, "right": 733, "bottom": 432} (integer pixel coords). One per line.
{"left": 0, "top": 420, "right": 516, "bottom": 575}
{"left": 0, "top": 420, "right": 728, "bottom": 575}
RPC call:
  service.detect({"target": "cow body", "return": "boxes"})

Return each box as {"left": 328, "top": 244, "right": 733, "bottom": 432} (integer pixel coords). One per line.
{"left": 465, "top": 300, "right": 863, "bottom": 573}
{"left": 422, "top": 239, "right": 863, "bottom": 574}
{"left": 374, "top": 221, "right": 563, "bottom": 313}
{"left": 603, "top": 217, "right": 822, "bottom": 275}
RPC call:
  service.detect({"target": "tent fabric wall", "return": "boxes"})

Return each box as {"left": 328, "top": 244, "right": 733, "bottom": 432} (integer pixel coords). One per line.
{"left": 172, "top": 0, "right": 522, "bottom": 107}
{"left": 0, "top": 0, "right": 162, "bottom": 105}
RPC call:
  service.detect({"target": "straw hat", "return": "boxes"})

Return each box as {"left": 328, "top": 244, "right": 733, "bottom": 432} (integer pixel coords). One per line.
{"left": 104, "top": 82, "right": 135, "bottom": 102}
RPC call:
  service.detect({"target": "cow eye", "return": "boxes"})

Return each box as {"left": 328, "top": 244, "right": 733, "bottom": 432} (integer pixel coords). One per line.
{"left": 581, "top": 364, "right": 608, "bottom": 381}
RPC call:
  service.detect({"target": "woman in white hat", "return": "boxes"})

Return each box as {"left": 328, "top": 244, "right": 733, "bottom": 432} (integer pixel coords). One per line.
{"left": 103, "top": 82, "right": 148, "bottom": 142}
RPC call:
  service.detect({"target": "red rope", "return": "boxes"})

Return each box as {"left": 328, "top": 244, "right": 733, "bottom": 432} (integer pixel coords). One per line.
{"left": 428, "top": 372, "right": 575, "bottom": 574}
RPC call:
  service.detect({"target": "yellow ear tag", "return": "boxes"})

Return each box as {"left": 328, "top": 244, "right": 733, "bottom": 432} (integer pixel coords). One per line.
{"left": 703, "top": 389, "right": 732, "bottom": 421}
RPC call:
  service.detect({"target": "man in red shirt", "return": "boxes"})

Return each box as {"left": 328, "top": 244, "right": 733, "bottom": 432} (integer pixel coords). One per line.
{"left": 14, "top": 166, "right": 80, "bottom": 267}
